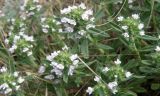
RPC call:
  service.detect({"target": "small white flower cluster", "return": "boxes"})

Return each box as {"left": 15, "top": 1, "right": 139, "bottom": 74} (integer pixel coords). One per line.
{"left": 94, "top": 76, "right": 101, "bottom": 82}
{"left": 20, "top": 0, "right": 42, "bottom": 17}
{"left": 114, "top": 58, "right": 121, "bottom": 65}
{"left": 4, "top": 18, "right": 34, "bottom": 56}
{"left": 6, "top": 32, "right": 34, "bottom": 56}
{"left": 102, "top": 66, "right": 119, "bottom": 94}
{"left": 68, "top": 54, "right": 79, "bottom": 75}
{"left": 39, "top": 46, "right": 79, "bottom": 80}
{"left": 114, "top": 0, "right": 135, "bottom": 8}
{"left": 108, "top": 81, "right": 118, "bottom": 94}
{"left": 155, "top": 46, "right": 160, "bottom": 52}
{"left": 0, "top": 71, "right": 25, "bottom": 95}
{"left": 86, "top": 87, "right": 94, "bottom": 95}
{"left": 60, "top": 3, "right": 86, "bottom": 15}
{"left": 114, "top": 58, "right": 132, "bottom": 79}
{"left": 117, "top": 14, "right": 145, "bottom": 38}
{"left": 40, "top": 17, "right": 61, "bottom": 33}
{"left": 0, "top": 66, "right": 7, "bottom": 73}
{"left": 0, "top": 10, "right": 5, "bottom": 17}
{"left": 0, "top": 83, "right": 12, "bottom": 95}
{"left": 60, "top": 3, "right": 95, "bottom": 37}
{"left": 101, "top": 58, "right": 132, "bottom": 94}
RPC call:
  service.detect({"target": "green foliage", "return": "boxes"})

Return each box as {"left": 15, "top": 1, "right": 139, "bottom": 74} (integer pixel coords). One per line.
{"left": 0, "top": 0, "right": 160, "bottom": 96}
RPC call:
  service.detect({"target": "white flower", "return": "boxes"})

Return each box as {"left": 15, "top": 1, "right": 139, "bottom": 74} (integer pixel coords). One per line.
{"left": 90, "top": 17, "right": 95, "bottom": 22}
{"left": 54, "top": 69, "right": 63, "bottom": 76}
{"left": 68, "top": 65, "right": 75, "bottom": 75}
{"left": 27, "top": 51, "right": 32, "bottom": 56}
{"left": 52, "top": 28, "right": 55, "bottom": 32}
{"left": 62, "top": 45, "right": 69, "bottom": 50}
{"left": 57, "top": 64, "right": 64, "bottom": 70}
{"left": 47, "top": 51, "right": 60, "bottom": 61}
{"left": 41, "top": 17, "right": 46, "bottom": 22}
{"left": 81, "top": 9, "right": 93, "bottom": 21}
{"left": 61, "top": 17, "right": 76, "bottom": 25}
{"left": 102, "top": 67, "right": 110, "bottom": 72}
{"left": 70, "top": 5, "right": 78, "bottom": 10}
{"left": 128, "top": 0, "right": 134, "bottom": 3}
{"left": 38, "top": 66, "right": 46, "bottom": 74}
{"left": 8, "top": 48, "right": 14, "bottom": 53}
{"left": 94, "top": 76, "right": 100, "bottom": 82}
{"left": 23, "top": 47, "right": 29, "bottom": 52}
{"left": 0, "top": 66, "right": 7, "bottom": 73}
{"left": 132, "top": 14, "right": 139, "bottom": 19}
{"left": 0, "top": 83, "right": 9, "bottom": 90}
{"left": 56, "top": 21, "right": 61, "bottom": 25}
{"left": 33, "top": 0, "right": 39, "bottom": 3}
{"left": 78, "top": 30, "right": 86, "bottom": 36}
{"left": 13, "top": 71, "right": 19, "bottom": 77}
{"left": 51, "top": 51, "right": 60, "bottom": 58}
{"left": 60, "top": 7, "right": 71, "bottom": 14}
{"left": 114, "top": 75, "right": 118, "bottom": 78}
{"left": 30, "top": 7, "right": 36, "bottom": 10}
{"left": 73, "top": 60, "right": 79, "bottom": 66}
{"left": 114, "top": 59, "right": 121, "bottom": 65}
{"left": 17, "top": 77, "right": 25, "bottom": 84}
{"left": 86, "top": 24, "right": 95, "bottom": 30}
{"left": 46, "top": 55, "right": 53, "bottom": 61}
{"left": 65, "top": 27, "right": 74, "bottom": 33}
{"left": 50, "top": 61, "right": 58, "bottom": 66}
{"left": 125, "top": 71, "right": 132, "bottom": 78}
{"left": 11, "top": 18, "right": 15, "bottom": 23}
{"left": 86, "top": 87, "right": 93, "bottom": 95}
{"left": 139, "top": 30, "right": 145, "bottom": 36}
{"left": 122, "top": 26, "right": 128, "bottom": 30}
{"left": 79, "top": 3, "right": 86, "bottom": 9}
{"left": 86, "top": 9, "right": 93, "bottom": 16}
{"left": 44, "top": 75, "right": 54, "bottom": 80}
{"left": 52, "top": 19, "right": 56, "bottom": 23}
{"left": 58, "top": 29, "right": 63, "bottom": 33}
{"left": 43, "top": 24, "right": 49, "bottom": 28}
{"left": 11, "top": 82, "right": 16, "bottom": 86}
{"left": 117, "top": 16, "right": 124, "bottom": 21}
{"left": 155, "top": 46, "right": 160, "bottom": 52}
{"left": 61, "top": 17, "right": 69, "bottom": 23}
{"left": 42, "top": 28, "right": 48, "bottom": 33}
{"left": 70, "top": 54, "right": 78, "bottom": 61}
{"left": 81, "top": 14, "right": 89, "bottom": 21}
{"left": 138, "top": 23, "right": 144, "bottom": 30}
{"left": 15, "top": 85, "right": 20, "bottom": 90}
{"left": 14, "top": 35, "right": 20, "bottom": 43}
{"left": 36, "top": 5, "right": 42, "bottom": 11}
{"left": 4, "top": 39, "right": 9, "bottom": 44}
{"left": 122, "top": 32, "right": 129, "bottom": 38}
{"left": 68, "top": 19, "right": 76, "bottom": 25}
{"left": 19, "top": 32, "right": 24, "bottom": 36}
{"left": 108, "top": 81, "right": 118, "bottom": 94}
{"left": 9, "top": 45, "right": 17, "bottom": 53}
{"left": 24, "top": 36, "right": 34, "bottom": 42}
{"left": 4, "top": 88, "right": 12, "bottom": 94}
{"left": 27, "top": 12, "right": 35, "bottom": 16}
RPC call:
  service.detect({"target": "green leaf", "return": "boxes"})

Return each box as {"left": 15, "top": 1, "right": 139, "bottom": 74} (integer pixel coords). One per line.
{"left": 94, "top": 9, "right": 105, "bottom": 21}
{"left": 63, "top": 69, "right": 68, "bottom": 83}
{"left": 88, "top": 28, "right": 110, "bottom": 37}
{"left": 151, "top": 83, "right": 160, "bottom": 90}
{"left": 138, "top": 35, "right": 159, "bottom": 41}
{"left": 141, "top": 60, "right": 152, "bottom": 65}
{"left": 96, "top": 43, "right": 113, "bottom": 50}
{"left": 80, "top": 39, "right": 89, "bottom": 58}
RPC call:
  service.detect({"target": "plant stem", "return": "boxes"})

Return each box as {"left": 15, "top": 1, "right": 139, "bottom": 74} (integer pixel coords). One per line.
{"left": 131, "top": 36, "right": 141, "bottom": 60}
